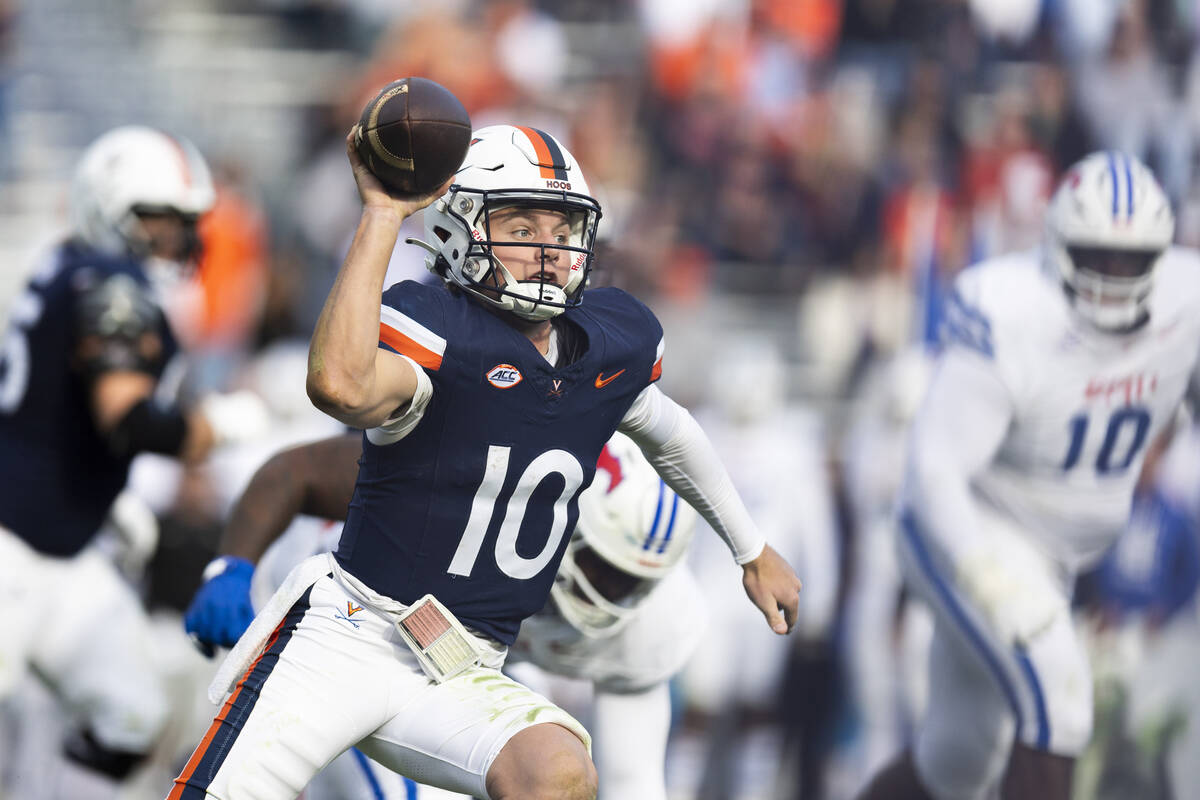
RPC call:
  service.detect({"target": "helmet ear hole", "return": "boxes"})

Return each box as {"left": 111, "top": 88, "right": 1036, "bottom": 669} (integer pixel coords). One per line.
{"left": 433, "top": 226, "right": 452, "bottom": 243}
{"left": 432, "top": 254, "right": 452, "bottom": 279}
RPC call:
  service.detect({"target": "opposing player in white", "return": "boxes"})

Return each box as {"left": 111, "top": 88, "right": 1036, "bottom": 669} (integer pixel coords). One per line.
{"left": 187, "top": 431, "right": 706, "bottom": 800}
{"left": 857, "top": 151, "right": 1200, "bottom": 800}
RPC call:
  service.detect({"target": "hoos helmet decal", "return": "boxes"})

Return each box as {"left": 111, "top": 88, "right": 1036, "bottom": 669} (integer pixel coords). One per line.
{"left": 1046, "top": 151, "right": 1174, "bottom": 332}
{"left": 406, "top": 125, "right": 602, "bottom": 322}
{"left": 551, "top": 433, "right": 697, "bottom": 638}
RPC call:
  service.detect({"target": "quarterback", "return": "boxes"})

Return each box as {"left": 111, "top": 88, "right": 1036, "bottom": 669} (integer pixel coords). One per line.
{"left": 859, "top": 151, "right": 1200, "bottom": 800}
{"left": 185, "top": 431, "right": 705, "bottom": 800}
{"left": 170, "top": 123, "right": 801, "bottom": 800}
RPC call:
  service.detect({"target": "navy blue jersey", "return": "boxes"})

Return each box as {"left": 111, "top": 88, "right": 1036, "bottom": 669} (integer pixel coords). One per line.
{"left": 0, "top": 240, "right": 177, "bottom": 556}
{"left": 335, "top": 282, "right": 664, "bottom": 644}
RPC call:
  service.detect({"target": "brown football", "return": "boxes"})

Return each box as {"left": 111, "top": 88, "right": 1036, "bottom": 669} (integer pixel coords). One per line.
{"left": 353, "top": 77, "right": 472, "bottom": 196}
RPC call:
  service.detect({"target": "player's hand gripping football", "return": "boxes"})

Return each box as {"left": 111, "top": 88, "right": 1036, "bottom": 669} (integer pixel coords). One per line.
{"left": 346, "top": 126, "right": 454, "bottom": 219}
{"left": 741, "top": 543, "right": 803, "bottom": 634}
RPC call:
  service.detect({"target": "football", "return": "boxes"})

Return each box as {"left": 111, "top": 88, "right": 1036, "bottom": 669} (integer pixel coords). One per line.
{"left": 353, "top": 76, "right": 472, "bottom": 196}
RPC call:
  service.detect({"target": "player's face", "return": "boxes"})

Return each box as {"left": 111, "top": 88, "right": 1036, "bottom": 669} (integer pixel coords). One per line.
{"left": 1066, "top": 246, "right": 1158, "bottom": 281}
{"left": 572, "top": 546, "right": 643, "bottom": 605}
{"left": 134, "top": 208, "right": 202, "bottom": 263}
{"left": 484, "top": 206, "right": 572, "bottom": 287}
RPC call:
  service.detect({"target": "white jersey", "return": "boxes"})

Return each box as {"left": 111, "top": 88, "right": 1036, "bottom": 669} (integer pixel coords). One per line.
{"left": 911, "top": 246, "right": 1200, "bottom": 570}
{"left": 511, "top": 567, "right": 707, "bottom": 693}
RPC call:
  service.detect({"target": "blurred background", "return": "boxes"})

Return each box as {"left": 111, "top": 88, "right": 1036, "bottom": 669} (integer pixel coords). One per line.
{"left": 2, "top": 0, "right": 1200, "bottom": 798}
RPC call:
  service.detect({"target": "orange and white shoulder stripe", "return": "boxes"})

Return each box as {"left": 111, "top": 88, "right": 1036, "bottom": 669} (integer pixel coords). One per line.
{"left": 651, "top": 336, "right": 664, "bottom": 382}
{"left": 379, "top": 305, "right": 446, "bottom": 371}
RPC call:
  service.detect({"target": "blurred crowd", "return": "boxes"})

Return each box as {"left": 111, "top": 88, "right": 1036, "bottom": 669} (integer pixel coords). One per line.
{"left": 3, "top": 0, "right": 1200, "bottom": 798}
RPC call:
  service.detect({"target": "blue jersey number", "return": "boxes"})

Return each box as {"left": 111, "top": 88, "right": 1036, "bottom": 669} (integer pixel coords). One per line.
{"left": 447, "top": 445, "right": 585, "bottom": 580}
{"left": 1061, "top": 407, "right": 1151, "bottom": 474}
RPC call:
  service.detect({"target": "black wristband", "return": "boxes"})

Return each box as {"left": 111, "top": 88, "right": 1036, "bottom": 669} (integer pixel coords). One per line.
{"left": 108, "top": 397, "right": 188, "bottom": 458}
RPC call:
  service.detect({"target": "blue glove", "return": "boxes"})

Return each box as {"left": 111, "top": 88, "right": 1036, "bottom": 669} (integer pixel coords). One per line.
{"left": 185, "top": 556, "right": 256, "bottom": 655}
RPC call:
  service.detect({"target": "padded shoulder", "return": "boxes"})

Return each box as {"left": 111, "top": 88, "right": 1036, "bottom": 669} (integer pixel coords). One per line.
{"left": 378, "top": 280, "right": 452, "bottom": 371}
{"left": 576, "top": 287, "right": 663, "bottom": 339}
{"left": 943, "top": 252, "right": 1051, "bottom": 360}
{"left": 75, "top": 272, "right": 160, "bottom": 341}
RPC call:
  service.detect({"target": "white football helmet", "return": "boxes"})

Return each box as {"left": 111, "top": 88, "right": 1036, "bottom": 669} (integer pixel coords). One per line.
{"left": 71, "top": 125, "right": 215, "bottom": 262}
{"left": 551, "top": 432, "right": 697, "bottom": 638}
{"left": 1045, "top": 151, "right": 1174, "bottom": 332}
{"left": 407, "top": 124, "right": 602, "bottom": 322}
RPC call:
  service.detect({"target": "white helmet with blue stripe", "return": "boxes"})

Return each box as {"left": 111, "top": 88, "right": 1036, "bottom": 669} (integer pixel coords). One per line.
{"left": 551, "top": 432, "right": 697, "bottom": 638}
{"left": 1046, "top": 151, "right": 1174, "bottom": 332}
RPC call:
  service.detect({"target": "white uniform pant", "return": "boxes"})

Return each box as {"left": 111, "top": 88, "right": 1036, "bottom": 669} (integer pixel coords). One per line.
{"left": 0, "top": 527, "right": 168, "bottom": 753}
{"left": 897, "top": 512, "right": 1093, "bottom": 800}
{"left": 169, "top": 568, "right": 588, "bottom": 800}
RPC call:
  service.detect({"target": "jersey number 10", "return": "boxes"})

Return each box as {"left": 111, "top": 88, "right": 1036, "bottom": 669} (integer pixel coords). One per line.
{"left": 447, "top": 445, "right": 585, "bottom": 580}
{"left": 1061, "top": 407, "right": 1152, "bottom": 474}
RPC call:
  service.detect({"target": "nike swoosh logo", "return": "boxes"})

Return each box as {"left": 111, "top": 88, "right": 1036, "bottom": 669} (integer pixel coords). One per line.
{"left": 594, "top": 369, "right": 626, "bottom": 388}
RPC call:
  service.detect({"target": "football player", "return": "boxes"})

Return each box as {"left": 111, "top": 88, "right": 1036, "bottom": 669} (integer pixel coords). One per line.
{"left": 857, "top": 151, "right": 1200, "bottom": 800}
{"left": 0, "top": 126, "right": 264, "bottom": 785}
{"left": 170, "top": 124, "right": 802, "bottom": 800}
{"left": 184, "top": 431, "right": 704, "bottom": 800}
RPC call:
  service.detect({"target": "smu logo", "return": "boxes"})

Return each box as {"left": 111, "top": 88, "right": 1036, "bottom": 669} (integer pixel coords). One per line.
{"left": 486, "top": 364, "right": 523, "bottom": 389}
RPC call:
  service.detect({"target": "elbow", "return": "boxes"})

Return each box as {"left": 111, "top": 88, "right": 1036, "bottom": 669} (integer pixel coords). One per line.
{"left": 306, "top": 370, "right": 367, "bottom": 421}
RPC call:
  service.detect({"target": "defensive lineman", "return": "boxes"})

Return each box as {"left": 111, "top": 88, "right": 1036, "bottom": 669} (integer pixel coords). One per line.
{"left": 858, "top": 151, "right": 1200, "bottom": 800}
{"left": 171, "top": 123, "right": 801, "bottom": 799}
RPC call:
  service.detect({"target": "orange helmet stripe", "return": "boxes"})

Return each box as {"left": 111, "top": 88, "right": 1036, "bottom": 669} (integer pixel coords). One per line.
{"left": 515, "top": 126, "right": 568, "bottom": 181}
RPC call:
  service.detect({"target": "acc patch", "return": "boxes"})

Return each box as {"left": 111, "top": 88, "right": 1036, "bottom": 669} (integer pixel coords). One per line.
{"left": 486, "top": 364, "right": 523, "bottom": 389}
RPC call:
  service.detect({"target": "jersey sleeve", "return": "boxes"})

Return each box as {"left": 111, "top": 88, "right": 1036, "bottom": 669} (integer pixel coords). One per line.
{"left": 619, "top": 385, "right": 766, "bottom": 563}
{"left": 650, "top": 334, "right": 664, "bottom": 384}
{"left": 902, "top": 323, "right": 1016, "bottom": 564}
{"left": 599, "top": 287, "right": 664, "bottom": 386}
{"left": 939, "top": 264, "right": 1029, "bottom": 406}
{"left": 633, "top": 293, "right": 665, "bottom": 385}
{"left": 941, "top": 280, "right": 995, "bottom": 360}
{"left": 72, "top": 271, "right": 169, "bottom": 379}
{"left": 368, "top": 282, "right": 445, "bottom": 445}
{"left": 377, "top": 281, "right": 448, "bottom": 373}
